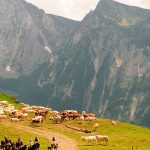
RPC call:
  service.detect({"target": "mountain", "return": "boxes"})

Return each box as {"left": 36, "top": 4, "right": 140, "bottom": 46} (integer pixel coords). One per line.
{"left": 0, "top": 0, "right": 78, "bottom": 78}
{"left": 0, "top": 0, "right": 150, "bottom": 127}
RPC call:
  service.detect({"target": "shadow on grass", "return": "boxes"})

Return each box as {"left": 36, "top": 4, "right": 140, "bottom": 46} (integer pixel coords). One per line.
{"left": 78, "top": 143, "right": 108, "bottom": 147}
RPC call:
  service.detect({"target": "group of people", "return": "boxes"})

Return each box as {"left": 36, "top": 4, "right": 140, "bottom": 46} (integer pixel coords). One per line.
{"left": 1, "top": 136, "right": 40, "bottom": 150}
{"left": 1, "top": 136, "right": 58, "bottom": 150}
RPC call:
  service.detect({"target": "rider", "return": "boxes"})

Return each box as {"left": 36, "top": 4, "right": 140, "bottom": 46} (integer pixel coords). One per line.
{"left": 34, "top": 137, "right": 39, "bottom": 144}
{"left": 4, "top": 136, "right": 9, "bottom": 143}
{"left": 17, "top": 137, "right": 24, "bottom": 148}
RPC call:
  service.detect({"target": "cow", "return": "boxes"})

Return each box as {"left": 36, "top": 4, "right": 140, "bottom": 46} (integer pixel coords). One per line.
{"left": 95, "top": 135, "right": 108, "bottom": 143}
{"left": 50, "top": 115, "right": 65, "bottom": 124}
{"left": 85, "top": 116, "right": 97, "bottom": 121}
{"left": 111, "top": 121, "right": 117, "bottom": 126}
{"left": 31, "top": 116, "right": 43, "bottom": 124}
{"left": 81, "top": 136, "right": 97, "bottom": 144}
{"left": 11, "top": 118, "right": 20, "bottom": 122}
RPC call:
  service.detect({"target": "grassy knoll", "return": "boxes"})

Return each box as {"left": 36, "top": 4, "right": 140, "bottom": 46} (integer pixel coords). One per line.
{"left": 0, "top": 92, "right": 20, "bottom": 108}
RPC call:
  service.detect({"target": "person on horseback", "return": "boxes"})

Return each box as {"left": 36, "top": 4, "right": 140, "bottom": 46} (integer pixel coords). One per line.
{"left": 17, "top": 137, "right": 21, "bottom": 143}
{"left": 34, "top": 137, "right": 39, "bottom": 144}
{"left": 4, "top": 136, "right": 9, "bottom": 143}
{"left": 33, "top": 137, "right": 40, "bottom": 150}
{"left": 17, "top": 137, "right": 24, "bottom": 148}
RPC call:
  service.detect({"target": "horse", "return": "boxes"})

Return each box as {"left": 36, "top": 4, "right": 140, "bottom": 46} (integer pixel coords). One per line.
{"left": 3, "top": 143, "right": 11, "bottom": 150}
{"left": 0, "top": 140, "right": 12, "bottom": 150}
{"left": 16, "top": 141, "right": 23, "bottom": 149}
{"left": 0, "top": 141, "right": 5, "bottom": 150}
{"left": 18, "top": 145, "right": 27, "bottom": 150}
{"left": 28, "top": 143, "right": 40, "bottom": 150}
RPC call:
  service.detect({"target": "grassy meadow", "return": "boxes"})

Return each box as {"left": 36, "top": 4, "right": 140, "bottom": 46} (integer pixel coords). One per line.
{"left": 16, "top": 112, "right": 150, "bottom": 150}
{"left": 39, "top": 118, "right": 150, "bottom": 150}
{"left": 0, "top": 122, "right": 49, "bottom": 149}
{"left": 0, "top": 92, "right": 150, "bottom": 150}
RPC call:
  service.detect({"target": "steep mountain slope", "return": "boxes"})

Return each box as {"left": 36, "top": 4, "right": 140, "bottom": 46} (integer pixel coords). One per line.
{"left": 0, "top": 0, "right": 149, "bottom": 126}
{"left": 0, "top": 0, "right": 78, "bottom": 78}
{"left": 41, "top": 0, "right": 150, "bottom": 126}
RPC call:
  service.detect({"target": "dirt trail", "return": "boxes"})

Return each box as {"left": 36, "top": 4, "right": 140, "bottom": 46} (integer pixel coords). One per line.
{"left": 6, "top": 123, "right": 77, "bottom": 150}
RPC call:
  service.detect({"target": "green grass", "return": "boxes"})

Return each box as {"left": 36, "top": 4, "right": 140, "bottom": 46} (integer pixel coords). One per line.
{"left": 0, "top": 122, "right": 49, "bottom": 149}
{"left": 0, "top": 93, "right": 150, "bottom": 150}
{"left": 0, "top": 92, "right": 21, "bottom": 108}
{"left": 40, "top": 117, "right": 150, "bottom": 150}
{"left": 0, "top": 114, "right": 150, "bottom": 150}
{"left": 23, "top": 116, "right": 150, "bottom": 150}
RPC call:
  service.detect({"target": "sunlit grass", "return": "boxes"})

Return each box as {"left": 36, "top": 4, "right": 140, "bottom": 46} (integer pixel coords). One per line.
{"left": 0, "top": 93, "right": 21, "bottom": 108}
{"left": 28, "top": 115, "right": 150, "bottom": 150}
{"left": 0, "top": 122, "right": 49, "bottom": 149}
{"left": 0, "top": 93, "right": 150, "bottom": 150}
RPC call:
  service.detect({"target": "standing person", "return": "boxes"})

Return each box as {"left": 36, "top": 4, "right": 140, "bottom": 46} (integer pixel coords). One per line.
{"left": 52, "top": 137, "right": 58, "bottom": 150}
{"left": 52, "top": 137, "right": 56, "bottom": 146}
{"left": 54, "top": 143, "right": 58, "bottom": 150}
{"left": 29, "top": 139, "right": 33, "bottom": 147}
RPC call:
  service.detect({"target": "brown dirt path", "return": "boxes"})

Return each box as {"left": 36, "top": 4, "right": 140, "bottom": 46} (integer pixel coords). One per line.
{"left": 6, "top": 123, "right": 77, "bottom": 150}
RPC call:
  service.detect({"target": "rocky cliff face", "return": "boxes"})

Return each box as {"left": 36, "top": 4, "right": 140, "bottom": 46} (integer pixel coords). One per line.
{"left": 0, "top": 0, "right": 78, "bottom": 78}
{"left": 0, "top": 0, "right": 149, "bottom": 126}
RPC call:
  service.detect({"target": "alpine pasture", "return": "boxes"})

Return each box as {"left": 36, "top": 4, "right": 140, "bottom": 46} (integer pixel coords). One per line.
{"left": 0, "top": 93, "right": 150, "bottom": 150}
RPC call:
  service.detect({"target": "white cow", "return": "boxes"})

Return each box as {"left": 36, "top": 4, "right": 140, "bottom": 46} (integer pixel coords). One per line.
{"left": 11, "top": 118, "right": 20, "bottom": 122}
{"left": 81, "top": 136, "right": 97, "bottom": 144}
{"left": 32, "top": 116, "right": 43, "bottom": 123}
{"left": 85, "top": 116, "right": 97, "bottom": 121}
{"left": 95, "top": 135, "right": 108, "bottom": 143}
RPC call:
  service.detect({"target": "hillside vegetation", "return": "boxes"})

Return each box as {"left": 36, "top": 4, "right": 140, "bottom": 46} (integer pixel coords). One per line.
{"left": 0, "top": 93, "right": 150, "bottom": 150}
{"left": 0, "top": 93, "right": 20, "bottom": 108}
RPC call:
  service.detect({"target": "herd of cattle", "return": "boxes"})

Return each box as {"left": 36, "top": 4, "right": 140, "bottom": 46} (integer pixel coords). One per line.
{"left": 0, "top": 101, "right": 50, "bottom": 123}
{"left": 0, "top": 100, "right": 116, "bottom": 146}
{"left": 0, "top": 100, "right": 98, "bottom": 124}
{"left": 81, "top": 135, "right": 108, "bottom": 144}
